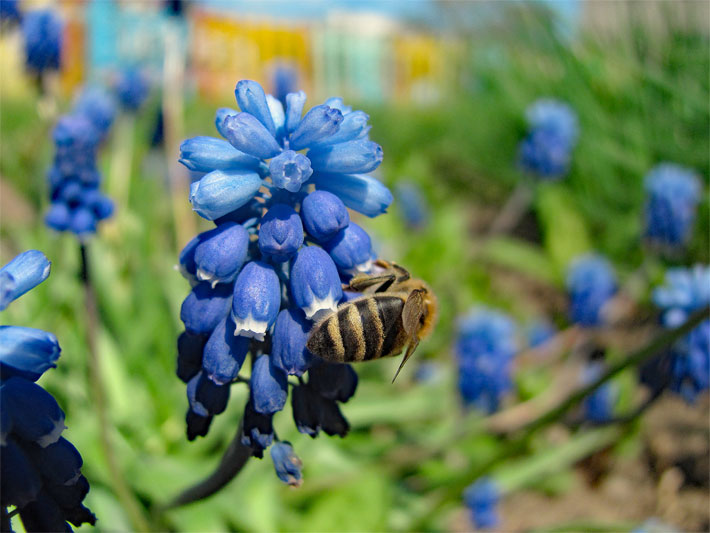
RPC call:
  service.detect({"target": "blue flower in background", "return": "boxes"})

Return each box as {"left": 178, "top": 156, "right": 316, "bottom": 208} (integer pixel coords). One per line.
{"left": 0, "top": 251, "right": 95, "bottom": 531}
{"left": 464, "top": 477, "right": 501, "bottom": 529}
{"left": 115, "top": 67, "right": 150, "bottom": 112}
{"left": 22, "top": 9, "right": 62, "bottom": 75}
{"left": 45, "top": 88, "right": 116, "bottom": 238}
{"left": 653, "top": 265, "right": 710, "bottom": 403}
{"left": 644, "top": 163, "right": 701, "bottom": 249}
{"left": 0, "top": 0, "right": 21, "bottom": 24}
{"left": 566, "top": 254, "right": 617, "bottom": 327}
{"left": 270, "top": 63, "right": 299, "bottom": 107}
{"left": 518, "top": 99, "right": 578, "bottom": 180}
{"left": 455, "top": 308, "right": 518, "bottom": 413}
{"left": 176, "top": 79, "right": 392, "bottom": 482}
{"left": 395, "top": 181, "right": 429, "bottom": 230}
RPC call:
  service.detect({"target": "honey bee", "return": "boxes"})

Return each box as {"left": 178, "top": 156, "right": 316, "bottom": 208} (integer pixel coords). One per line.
{"left": 306, "top": 259, "right": 438, "bottom": 382}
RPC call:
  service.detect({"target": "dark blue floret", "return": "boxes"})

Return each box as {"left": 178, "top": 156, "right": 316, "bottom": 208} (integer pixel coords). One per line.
{"left": 202, "top": 317, "right": 249, "bottom": 385}
{"left": 251, "top": 355, "right": 288, "bottom": 415}
{"left": 258, "top": 204, "right": 304, "bottom": 262}
{"left": 323, "top": 222, "right": 373, "bottom": 276}
{"left": 180, "top": 282, "right": 233, "bottom": 335}
{"left": 301, "top": 190, "right": 349, "bottom": 243}
{"left": 271, "top": 307, "right": 313, "bottom": 376}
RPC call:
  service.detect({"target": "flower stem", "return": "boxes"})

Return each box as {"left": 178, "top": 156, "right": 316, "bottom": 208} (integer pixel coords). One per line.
{"left": 161, "top": 421, "right": 253, "bottom": 511}
{"left": 80, "top": 244, "right": 151, "bottom": 532}
{"left": 486, "top": 181, "right": 534, "bottom": 237}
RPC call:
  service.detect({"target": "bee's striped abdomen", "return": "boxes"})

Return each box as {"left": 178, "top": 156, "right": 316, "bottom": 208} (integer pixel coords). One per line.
{"left": 307, "top": 295, "right": 406, "bottom": 363}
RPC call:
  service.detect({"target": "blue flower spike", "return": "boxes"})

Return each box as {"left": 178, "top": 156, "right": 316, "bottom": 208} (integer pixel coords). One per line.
{"left": 22, "top": 9, "right": 62, "bottom": 75}
{"left": 456, "top": 308, "right": 518, "bottom": 413}
{"left": 0, "top": 250, "right": 95, "bottom": 530}
{"left": 175, "top": 79, "right": 393, "bottom": 482}
{"left": 0, "top": 250, "right": 51, "bottom": 311}
{"left": 566, "top": 254, "right": 617, "bottom": 327}
{"left": 652, "top": 265, "right": 710, "bottom": 403}
{"left": 270, "top": 441, "right": 303, "bottom": 487}
{"left": 518, "top": 99, "right": 578, "bottom": 180}
{"left": 644, "top": 163, "right": 702, "bottom": 249}
{"left": 464, "top": 477, "right": 501, "bottom": 529}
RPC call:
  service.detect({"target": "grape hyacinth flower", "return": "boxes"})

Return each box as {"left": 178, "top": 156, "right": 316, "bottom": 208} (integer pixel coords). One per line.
{"left": 518, "top": 99, "right": 578, "bottom": 180}
{"left": 0, "top": 251, "right": 95, "bottom": 531}
{"left": 455, "top": 308, "right": 518, "bottom": 413}
{"left": 652, "top": 265, "right": 710, "bottom": 403}
{"left": 464, "top": 477, "right": 501, "bottom": 529}
{"left": 566, "top": 254, "right": 617, "bottom": 327}
{"left": 175, "top": 79, "right": 392, "bottom": 483}
{"left": 114, "top": 67, "right": 150, "bottom": 112}
{"left": 0, "top": 0, "right": 21, "bottom": 25}
{"left": 22, "top": 9, "right": 62, "bottom": 76}
{"left": 45, "top": 87, "right": 116, "bottom": 238}
{"left": 643, "top": 163, "right": 702, "bottom": 249}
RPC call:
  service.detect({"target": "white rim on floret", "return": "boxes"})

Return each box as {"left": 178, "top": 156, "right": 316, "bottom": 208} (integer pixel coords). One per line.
{"left": 36, "top": 418, "right": 67, "bottom": 448}
{"left": 303, "top": 293, "right": 339, "bottom": 322}
{"left": 233, "top": 313, "right": 269, "bottom": 342}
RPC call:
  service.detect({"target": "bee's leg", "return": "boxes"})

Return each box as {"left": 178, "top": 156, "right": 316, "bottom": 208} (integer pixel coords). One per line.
{"left": 346, "top": 273, "right": 396, "bottom": 293}
{"left": 392, "top": 289, "right": 427, "bottom": 383}
{"left": 392, "top": 337, "right": 419, "bottom": 383}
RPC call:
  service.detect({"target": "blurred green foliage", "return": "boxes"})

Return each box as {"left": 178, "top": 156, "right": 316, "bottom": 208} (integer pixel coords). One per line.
{"left": 1, "top": 4, "right": 708, "bottom": 532}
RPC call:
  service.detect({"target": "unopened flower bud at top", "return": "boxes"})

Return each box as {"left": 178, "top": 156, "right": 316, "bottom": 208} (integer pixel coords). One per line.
{"left": 308, "top": 139, "right": 383, "bottom": 175}
{"left": 189, "top": 169, "right": 263, "bottom": 221}
{"left": 231, "top": 261, "right": 281, "bottom": 341}
{"left": 309, "top": 110, "right": 370, "bottom": 148}
{"left": 270, "top": 441, "right": 303, "bottom": 487}
{"left": 300, "top": 190, "right": 349, "bottom": 243}
{"left": 179, "top": 136, "right": 261, "bottom": 173}
{"left": 215, "top": 107, "right": 238, "bottom": 138}
{"left": 284, "top": 91, "right": 306, "bottom": 134}
{"left": 258, "top": 203, "right": 304, "bottom": 262}
{"left": 289, "top": 105, "right": 343, "bottom": 151}
{"left": 194, "top": 222, "right": 249, "bottom": 286}
{"left": 0, "top": 250, "right": 51, "bottom": 311}
{"left": 269, "top": 150, "right": 312, "bottom": 192}
{"left": 251, "top": 355, "right": 288, "bottom": 415}
{"left": 289, "top": 246, "right": 343, "bottom": 322}
{"left": 221, "top": 112, "right": 282, "bottom": 160}
{"left": 235, "top": 79, "right": 276, "bottom": 136}
{"left": 312, "top": 172, "right": 392, "bottom": 218}
{"left": 271, "top": 307, "right": 313, "bottom": 376}
{"left": 323, "top": 222, "right": 373, "bottom": 276}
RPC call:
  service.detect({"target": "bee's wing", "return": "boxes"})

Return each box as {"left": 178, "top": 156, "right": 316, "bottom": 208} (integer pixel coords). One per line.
{"left": 392, "top": 289, "right": 427, "bottom": 383}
